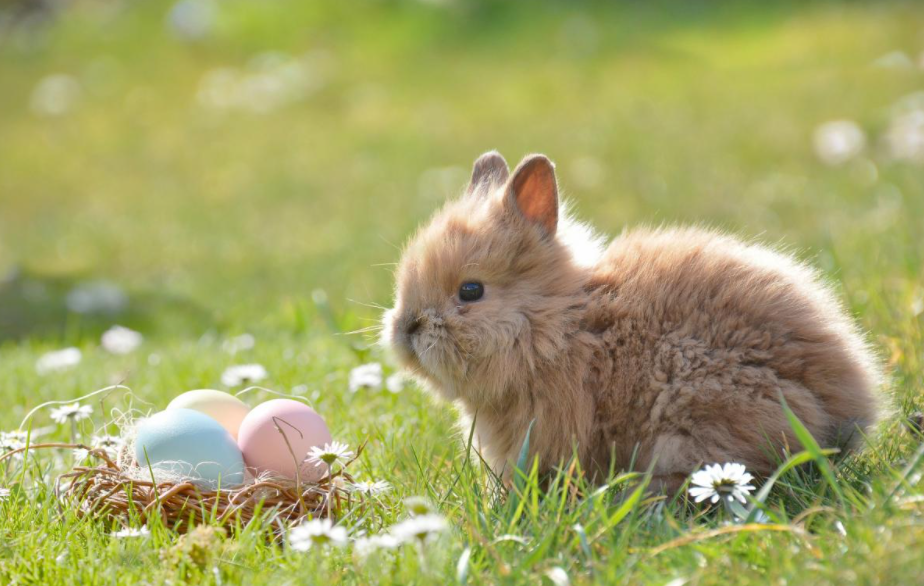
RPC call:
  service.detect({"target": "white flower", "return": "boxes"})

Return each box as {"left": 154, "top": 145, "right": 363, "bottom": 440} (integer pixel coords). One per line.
{"left": 350, "top": 480, "right": 391, "bottom": 496}
{"left": 886, "top": 108, "right": 924, "bottom": 163}
{"left": 30, "top": 74, "right": 81, "bottom": 117}
{"left": 306, "top": 441, "right": 354, "bottom": 468}
{"left": 813, "top": 120, "right": 865, "bottom": 166}
{"left": 385, "top": 373, "right": 405, "bottom": 394}
{"left": 688, "top": 462, "right": 756, "bottom": 504}
{"left": 222, "top": 333, "right": 255, "bottom": 354}
{"left": 50, "top": 402, "right": 93, "bottom": 425}
{"left": 36, "top": 348, "right": 82, "bottom": 375}
{"left": 349, "top": 363, "right": 383, "bottom": 393}
{"left": 0, "top": 431, "right": 27, "bottom": 460}
{"left": 220, "top": 363, "right": 267, "bottom": 386}
{"left": 101, "top": 325, "right": 143, "bottom": 355}
{"left": 289, "top": 518, "right": 348, "bottom": 551}
{"left": 89, "top": 434, "right": 124, "bottom": 458}
{"left": 0, "top": 487, "right": 10, "bottom": 500}
{"left": 353, "top": 533, "right": 402, "bottom": 558}
{"left": 389, "top": 513, "right": 448, "bottom": 544}
{"left": 113, "top": 526, "right": 150, "bottom": 538}
{"left": 403, "top": 496, "right": 435, "bottom": 516}
{"left": 545, "top": 567, "right": 570, "bottom": 586}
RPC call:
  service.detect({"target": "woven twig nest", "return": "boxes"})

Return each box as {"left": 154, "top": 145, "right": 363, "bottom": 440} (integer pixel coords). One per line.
{"left": 1, "top": 442, "right": 366, "bottom": 534}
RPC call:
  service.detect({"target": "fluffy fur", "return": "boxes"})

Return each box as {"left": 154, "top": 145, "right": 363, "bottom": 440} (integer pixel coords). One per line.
{"left": 383, "top": 151, "right": 881, "bottom": 488}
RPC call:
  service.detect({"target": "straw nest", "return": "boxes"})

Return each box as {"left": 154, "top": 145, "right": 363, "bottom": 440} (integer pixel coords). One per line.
{"left": 0, "top": 442, "right": 365, "bottom": 534}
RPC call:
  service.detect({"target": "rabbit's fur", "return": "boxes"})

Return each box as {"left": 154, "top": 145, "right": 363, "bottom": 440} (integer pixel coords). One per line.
{"left": 383, "top": 151, "right": 880, "bottom": 488}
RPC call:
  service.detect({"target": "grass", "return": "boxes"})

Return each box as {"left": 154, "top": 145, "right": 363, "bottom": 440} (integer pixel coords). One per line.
{"left": 1, "top": 0, "right": 924, "bottom": 583}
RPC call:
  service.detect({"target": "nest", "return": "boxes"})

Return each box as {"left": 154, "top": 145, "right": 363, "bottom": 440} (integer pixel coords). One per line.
{"left": 1, "top": 442, "right": 364, "bottom": 534}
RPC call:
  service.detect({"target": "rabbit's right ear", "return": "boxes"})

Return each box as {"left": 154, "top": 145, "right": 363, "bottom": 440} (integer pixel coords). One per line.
{"left": 467, "top": 151, "right": 509, "bottom": 196}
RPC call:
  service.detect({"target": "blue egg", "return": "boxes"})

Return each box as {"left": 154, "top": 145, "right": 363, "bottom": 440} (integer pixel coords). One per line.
{"left": 134, "top": 408, "right": 245, "bottom": 488}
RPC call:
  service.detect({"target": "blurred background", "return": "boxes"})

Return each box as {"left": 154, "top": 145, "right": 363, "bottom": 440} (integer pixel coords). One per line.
{"left": 0, "top": 0, "right": 922, "bottom": 353}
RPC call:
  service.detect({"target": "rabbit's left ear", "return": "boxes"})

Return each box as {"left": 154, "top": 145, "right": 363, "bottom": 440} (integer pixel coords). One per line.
{"left": 467, "top": 150, "right": 509, "bottom": 196}
{"left": 507, "top": 154, "right": 558, "bottom": 236}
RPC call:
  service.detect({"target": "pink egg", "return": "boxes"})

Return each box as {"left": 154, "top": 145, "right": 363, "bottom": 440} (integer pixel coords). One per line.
{"left": 237, "top": 399, "right": 332, "bottom": 482}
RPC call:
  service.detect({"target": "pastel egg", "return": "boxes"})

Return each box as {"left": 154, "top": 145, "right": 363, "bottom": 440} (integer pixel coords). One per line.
{"left": 167, "top": 389, "right": 250, "bottom": 440}
{"left": 237, "top": 399, "right": 331, "bottom": 482}
{"left": 134, "top": 409, "right": 245, "bottom": 488}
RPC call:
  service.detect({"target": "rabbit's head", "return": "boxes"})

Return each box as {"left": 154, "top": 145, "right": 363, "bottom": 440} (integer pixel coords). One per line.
{"left": 383, "top": 152, "right": 601, "bottom": 407}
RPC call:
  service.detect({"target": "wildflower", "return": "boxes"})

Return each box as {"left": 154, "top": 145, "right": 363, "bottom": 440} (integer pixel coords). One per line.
{"left": 389, "top": 513, "right": 448, "bottom": 544}
{"left": 306, "top": 441, "right": 354, "bottom": 469}
{"left": 350, "top": 480, "right": 391, "bottom": 496}
{"left": 545, "top": 567, "right": 570, "bottom": 586}
{"left": 220, "top": 363, "right": 267, "bottom": 386}
{"left": 289, "top": 519, "right": 348, "bottom": 551}
{"left": 353, "top": 533, "right": 402, "bottom": 558}
{"left": 689, "top": 462, "right": 756, "bottom": 504}
{"left": 403, "top": 496, "right": 435, "bottom": 516}
{"left": 113, "top": 526, "right": 150, "bottom": 538}
{"left": 84, "top": 434, "right": 124, "bottom": 459}
{"left": 36, "top": 348, "right": 82, "bottom": 375}
{"left": 50, "top": 403, "right": 93, "bottom": 425}
{"left": 0, "top": 431, "right": 27, "bottom": 460}
{"left": 385, "top": 373, "right": 405, "bottom": 394}
{"left": 0, "top": 487, "right": 11, "bottom": 500}
{"left": 101, "top": 325, "right": 143, "bottom": 354}
{"left": 349, "top": 363, "right": 383, "bottom": 393}
{"left": 813, "top": 120, "right": 865, "bottom": 166}
{"left": 222, "top": 333, "right": 255, "bottom": 354}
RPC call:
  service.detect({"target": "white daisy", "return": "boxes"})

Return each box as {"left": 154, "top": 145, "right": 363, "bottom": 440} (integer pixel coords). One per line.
{"left": 813, "top": 120, "right": 865, "bottom": 166}
{"left": 688, "top": 462, "right": 756, "bottom": 504}
{"left": 0, "top": 487, "right": 11, "bottom": 500}
{"left": 0, "top": 431, "right": 27, "bottom": 460}
{"left": 86, "top": 434, "right": 124, "bottom": 459}
{"left": 222, "top": 333, "right": 255, "bottom": 354}
{"left": 353, "top": 533, "right": 402, "bottom": 558}
{"left": 36, "top": 348, "right": 82, "bottom": 375}
{"left": 50, "top": 402, "right": 93, "bottom": 425}
{"left": 403, "top": 496, "right": 435, "bottom": 516}
{"left": 220, "top": 363, "right": 267, "bottom": 386}
{"left": 113, "top": 526, "right": 150, "bottom": 538}
{"left": 350, "top": 480, "right": 391, "bottom": 496}
{"left": 389, "top": 513, "right": 448, "bottom": 544}
{"left": 289, "top": 518, "right": 348, "bottom": 551}
{"left": 306, "top": 441, "right": 354, "bottom": 468}
{"left": 385, "top": 373, "right": 405, "bottom": 394}
{"left": 101, "top": 325, "right": 143, "bottom": 355}
{"left": 348, "top": 363, "right": 383, "bottom": 393}
{"left": 545, "top": 567, "right": 570, "bottom": 586}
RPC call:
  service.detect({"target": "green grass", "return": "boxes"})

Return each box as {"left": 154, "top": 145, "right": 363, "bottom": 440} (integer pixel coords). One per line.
{"left": 1, "top": 0, "right": 924, "bottom": 583}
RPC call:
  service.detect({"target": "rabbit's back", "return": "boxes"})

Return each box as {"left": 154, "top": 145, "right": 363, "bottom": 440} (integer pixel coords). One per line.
{"left": 581, "top": 227, "right": 880, "bottom": 479}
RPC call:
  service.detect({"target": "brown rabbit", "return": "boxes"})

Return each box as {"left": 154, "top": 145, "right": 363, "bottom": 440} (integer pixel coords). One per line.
{"left": 383, "top": 151, "right": 881, "bottom": 489}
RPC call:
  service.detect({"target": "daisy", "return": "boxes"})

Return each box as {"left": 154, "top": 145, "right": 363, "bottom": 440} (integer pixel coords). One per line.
{"left": 403, "top": 496, "right": 435, "bottom": 516}
{"left": 220, "top": 363, "right": 267, "bottom": 386}
{"left": 0, "top": 431, "right": 27, "bottom": 460}
{"left": 350, "top": 480, "right": 391, "bottom": 496}
{"left": 222, "top": 333, "right": 255, "bottom": 354}
{"left": 353, "top": 533, "right": 402, "bottom": 558}
{"left": 289, "top": 518, "right": 348, "bottom": 551}
{"left": 813, "top": 120, "right": 865, "bottom": 166}
{"left": 545, "top": 567, "right": 570, "bottom": 586}
{"left": 688, "top": 462, "right": 756, "bottom": 504}
{"left": 306, "top": 441, "right": 354, "bottom": 468}
{"left": 389, "top": 513, "right": 448, "bottom": 544}
{"left": 50, "top": 403, "right": 93, "bottom": 425}
{"left": 348, "top": 363, "right": 382, "bottom": 393}
{"left": 113, "top": 526, "right": 150, "bottom": 538}
{"left": 0, "top": 487, "right": 11, "bottom": 500}
{"left": 385, "top": 373, "right": 405, "bottom": 394}
{"left": 36, "top": 348, "right": 82, "bottom": 375}
{"left": 101, "top": 325, "right": 143, "bottom": 355}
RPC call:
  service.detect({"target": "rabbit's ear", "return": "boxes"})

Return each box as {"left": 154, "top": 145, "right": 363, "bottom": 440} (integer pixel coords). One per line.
{"left": 467, "top": 151, "right": 509, "bottom": 196}
{"left": 507, "top": 154, "right": 558, "bottom": 236}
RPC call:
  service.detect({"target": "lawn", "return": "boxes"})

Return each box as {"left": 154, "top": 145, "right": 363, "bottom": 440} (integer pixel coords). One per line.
{"left": 1, "top": 0, "right": 923, "bottom": 584}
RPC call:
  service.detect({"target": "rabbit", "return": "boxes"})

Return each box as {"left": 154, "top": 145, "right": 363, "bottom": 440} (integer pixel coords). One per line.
{"left": 382, "top": 151, "right": 881, "bottom": 490}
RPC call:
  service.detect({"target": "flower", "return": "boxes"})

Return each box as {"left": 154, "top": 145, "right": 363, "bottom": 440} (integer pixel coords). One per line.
{"left": 101, "top": 325, "right": 143, "bottom": 354}
{"left": 0, "top": 431, "right": 27, "bottom": 460}
{"left": 113, "top": 526, "right": 150, "bottom": 538}
{"left": 813, "top": 120, "right": 865, "bottom": 166}
{"left": 688, "top": 462, "right": 756, "bottom": 504}
{"left": 545, "top": 567, "right": 570, "bottom": 586}
{"left": 349, "top": 363, "right": 383, "bottom": 393}
{"left": 389, "top": 513, "right": 448, "bottom": 544}
{"left": 82, "top": 434, "right": 124, "bottom": 459}
{"left": 50, "top": 403, "right": 93, "bottom": 425}
{"left": 350, "top": 480, "right": 391, "bottom": 496}
{"left": 403, "top": 496, "right": 435, "bottom": 516}
{"left": 0, "top": 487, "right": 11, "bottom": 500}
{"left": 220, "top": 363, "right": 267, "bottom": 386}
{"left": 30, "top": 74, "right": 81, "bottom": 117}
{"left": 306, "top": 441, "right": 354, "bottom": 468}
{"left": 222, "top": 333, "right": 255, "bottom": 354}
{"left": 385, "top": 373, "right": 405, "bottom": 394}
{"left": 353, "top": 533, "right": 402, "bottom": 558}
{"left": 289, "top": 519, "right": 348, "bottom": 551}
{"left": 36, "top": 348, "right": 82, "bottom": 375}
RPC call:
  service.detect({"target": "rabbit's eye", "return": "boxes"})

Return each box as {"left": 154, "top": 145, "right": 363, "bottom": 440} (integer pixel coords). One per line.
{"left": 459, "top": 282, "right": 484, "bottom": 302}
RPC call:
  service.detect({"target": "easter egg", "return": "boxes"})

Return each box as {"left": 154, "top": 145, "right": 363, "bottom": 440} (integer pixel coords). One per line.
{"left": 237, "top": 399, "right": 332, "bottom": 482}
{"left": 167, "top": 389, "right": 250, "bottom": 440}
{"left": 134, "top": 409, "right": 245, "bottom": 488}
